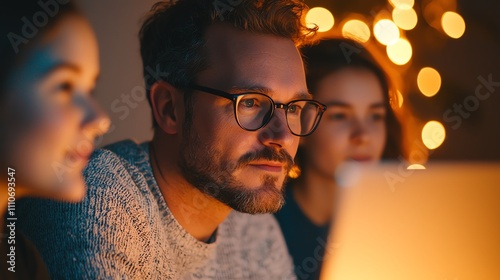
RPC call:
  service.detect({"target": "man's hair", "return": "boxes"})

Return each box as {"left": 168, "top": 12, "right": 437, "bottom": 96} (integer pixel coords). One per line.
{"left": 139, "top": 0, "right": 317, "bottom": 128}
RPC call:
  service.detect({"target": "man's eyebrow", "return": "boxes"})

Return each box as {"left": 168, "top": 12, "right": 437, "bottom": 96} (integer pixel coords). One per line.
{"left": 229, "top": 85, "right": 312, "bottom": 99}
{"left": 295, "top": 91, "right": 313, "bottom": 99}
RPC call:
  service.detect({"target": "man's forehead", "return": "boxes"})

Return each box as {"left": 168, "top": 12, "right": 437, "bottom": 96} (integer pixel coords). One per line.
{"left": 204, "top": 23, "right": 299, "bottom": 61}
{"left": 228, "top": 84, "right": 312, "bottom": 100}
{"left": 199, "top": 23, "right": 308, "bottom": 101}
{"left": 202, "top": 24, "right": 304, "bottom": 70}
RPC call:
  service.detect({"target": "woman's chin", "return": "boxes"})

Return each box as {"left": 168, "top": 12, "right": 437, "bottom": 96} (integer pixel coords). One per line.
{"left": 53, "top": 175, "right": 88, "bottom": 202}
{"left": 30, "top": 174, "right": 88, "bottom": 202}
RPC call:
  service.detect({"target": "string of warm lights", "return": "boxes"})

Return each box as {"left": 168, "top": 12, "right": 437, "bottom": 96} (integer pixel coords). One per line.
{"left": 304, "top": 0, "right": 467, "bottom": 163}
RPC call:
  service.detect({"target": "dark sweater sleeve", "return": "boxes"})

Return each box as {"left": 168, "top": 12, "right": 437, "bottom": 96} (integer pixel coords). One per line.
{"left": 17, "top": 150, "right": 154, "bottom": 279}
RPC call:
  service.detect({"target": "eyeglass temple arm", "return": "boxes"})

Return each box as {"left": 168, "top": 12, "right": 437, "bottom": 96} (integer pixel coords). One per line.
{"left": 188, "top": 84, "right": 236, "bottom": 100}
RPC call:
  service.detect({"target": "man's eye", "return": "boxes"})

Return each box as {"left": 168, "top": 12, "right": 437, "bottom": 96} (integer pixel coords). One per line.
{"left": 240, "top": 98, "right": 258, "bottom": 108}
{"left": 287, "top": 105, "right": 301, "bottom": 114}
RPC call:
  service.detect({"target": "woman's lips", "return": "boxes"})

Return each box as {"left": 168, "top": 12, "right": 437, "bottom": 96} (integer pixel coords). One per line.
{"left": 349, "top": 156, "right": 372, "bottom": 162}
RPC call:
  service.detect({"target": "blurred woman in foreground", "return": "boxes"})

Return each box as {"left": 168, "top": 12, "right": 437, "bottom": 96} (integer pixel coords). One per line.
{"left": 0, "top": 1, "right": 109, "bottom": 278}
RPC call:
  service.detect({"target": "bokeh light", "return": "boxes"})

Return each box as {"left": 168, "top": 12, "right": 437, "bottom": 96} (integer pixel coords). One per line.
{"left": 422, "top": 121, "right": 446, "bottom": 150}
{"left": 423, "top": 0, "right": 458, "bottom": 30}
{"left": 374, "top": 19, "right": 400, "bottom": 46}
{"left": 387, "top": 38, "right": 412, "bottom": 65}
{"left": 396, "top": 90, "right": 404, "bottom": 108}
{"left": 389, "top": 0, "right": 414, "bottom": 9}
{"left": 442, "top": 11, "right": 466, "bottom": 39}
{"left": 306, "top": 7, "right": 335, "bottom": 32}
{"left": 342, "top": 19, "right": 371, "bottom": 43}
{"left": 407, "top": 164, "right": 426, "bottom": 170}
{"left": 417, "top": 67, "right": 441, "bottom": 97}
{"left": 392, "top": 7, "right": 418, "bottom": 30}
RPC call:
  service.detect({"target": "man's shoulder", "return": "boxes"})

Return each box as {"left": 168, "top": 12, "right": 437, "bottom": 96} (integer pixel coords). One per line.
{"left": 86, "top": 139, "right": 150, "bottom": 181}
{"left": 88, "top": 139, "right": 149, "bottom": 169}
{"left": 84, "top": 139, "right": 155, "bottom": 206}
{"left": 101, "top": 139, "right": 148, "bottom": 157}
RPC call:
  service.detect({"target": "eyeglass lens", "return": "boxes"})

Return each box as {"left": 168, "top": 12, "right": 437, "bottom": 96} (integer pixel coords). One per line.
{"left": 235, "top": 93, "right": 320, "bottom": 135}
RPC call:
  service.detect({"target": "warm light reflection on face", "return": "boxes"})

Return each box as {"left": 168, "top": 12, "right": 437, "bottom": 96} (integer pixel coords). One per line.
{"left": 1, "top": 15, "right": 109, "bottom": 201}
{"left": 302, "top": 68, "right": 387, "bottom": 178}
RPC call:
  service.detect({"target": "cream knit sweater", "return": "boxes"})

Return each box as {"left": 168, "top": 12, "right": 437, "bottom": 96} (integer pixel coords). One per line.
{"left": 18, "top": 140, "right": 296, "bottom": 279}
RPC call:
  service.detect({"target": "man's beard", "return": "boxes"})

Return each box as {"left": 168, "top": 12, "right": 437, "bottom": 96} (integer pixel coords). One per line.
{"left": 178, "top": 126, "right": 294, "bottom": 214}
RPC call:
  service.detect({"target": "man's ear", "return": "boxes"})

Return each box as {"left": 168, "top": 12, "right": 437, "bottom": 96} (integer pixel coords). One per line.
{"left": 149, "top": 81, "right": 183, "bottom": 134}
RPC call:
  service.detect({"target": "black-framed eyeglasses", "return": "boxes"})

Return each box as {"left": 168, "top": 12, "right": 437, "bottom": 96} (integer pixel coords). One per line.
{"left": 187, "top": 84, "right": 327, "bottom": 136}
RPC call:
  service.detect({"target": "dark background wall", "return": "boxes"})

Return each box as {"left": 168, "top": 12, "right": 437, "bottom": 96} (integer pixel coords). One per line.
{"left": 78, "top": 0, "right": 157, "bottom": 147}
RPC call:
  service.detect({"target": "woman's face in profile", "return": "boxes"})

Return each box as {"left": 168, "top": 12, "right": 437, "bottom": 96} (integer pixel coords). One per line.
{"left": 303, "top": 67, "right": 387, "bottom": 178}
{"left": 1, "top": 15, "right": 109, "bottom": 201}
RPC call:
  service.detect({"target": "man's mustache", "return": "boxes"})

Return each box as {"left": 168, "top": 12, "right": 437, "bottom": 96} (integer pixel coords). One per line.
{"left": 234, "top": 147, "right": 294, "bottom": 171}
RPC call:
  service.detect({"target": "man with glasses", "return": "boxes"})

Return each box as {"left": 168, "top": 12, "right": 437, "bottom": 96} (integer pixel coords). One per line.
{"left": 17, "top": 0, "right": 325, "bottom": 278}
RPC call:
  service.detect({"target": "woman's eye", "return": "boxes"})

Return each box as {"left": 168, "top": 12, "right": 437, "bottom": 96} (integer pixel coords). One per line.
{"left": 57, "top": 81, "right": 74, "bottom": 94}
{"left": 370, "top": 113, "right": 386, "bottom": 121}
{"left": 328, "top": 113, "right": 347, "bottom": 120}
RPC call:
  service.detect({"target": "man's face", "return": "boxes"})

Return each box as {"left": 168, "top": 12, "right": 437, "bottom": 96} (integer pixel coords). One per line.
{"left": 179, "top": 24, "right": 308, "bottom": 214}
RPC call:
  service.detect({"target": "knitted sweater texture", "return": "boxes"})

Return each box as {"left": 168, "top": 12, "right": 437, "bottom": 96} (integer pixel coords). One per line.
{"left": 17, "top": 140, "right": 295, "bottom": 279}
